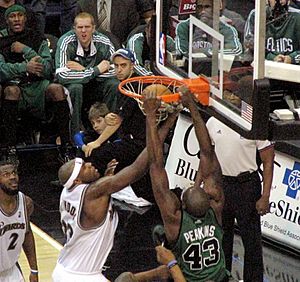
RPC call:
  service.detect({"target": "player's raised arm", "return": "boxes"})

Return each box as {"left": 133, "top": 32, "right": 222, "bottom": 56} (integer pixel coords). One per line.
{"left": 179, "top": 86, "right": 224, "bottom": 224}
{"left": 144, "top": 90, "right": 182, "bottom": 243}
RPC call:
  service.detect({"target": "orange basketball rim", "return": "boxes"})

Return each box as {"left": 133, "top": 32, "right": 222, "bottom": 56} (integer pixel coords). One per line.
{"left": 118, "top": 75, "right": 210, "bottom": 106}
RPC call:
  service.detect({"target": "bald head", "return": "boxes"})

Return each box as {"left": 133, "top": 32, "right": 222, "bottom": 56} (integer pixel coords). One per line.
{"left": 182, "top": 187, "right": 210, "bottom": 218}
{"left": 58, "top": 159, "right": 76, "bottom": 186}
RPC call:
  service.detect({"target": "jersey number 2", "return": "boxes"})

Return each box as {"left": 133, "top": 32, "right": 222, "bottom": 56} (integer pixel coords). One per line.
{"left": 7, "top": 233, "right": 19, "bottom": 251}
{"left": 182, "top": 238, "right": 220, "bottom": 270}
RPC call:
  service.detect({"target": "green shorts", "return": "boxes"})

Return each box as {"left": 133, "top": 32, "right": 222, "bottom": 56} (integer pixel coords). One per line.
{"left": 19, "top": 79, "right": 50, "bottom": 119}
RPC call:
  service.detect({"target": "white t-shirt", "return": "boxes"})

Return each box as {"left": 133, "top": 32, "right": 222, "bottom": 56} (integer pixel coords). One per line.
{"left": 57, "top": 184, "right": 119, "bottom": 274}
{"left": 206, "top": 117, "right": 273, "bottom": 176}
{"left": 0, "top": 192, "right": 28, "bottom": 272}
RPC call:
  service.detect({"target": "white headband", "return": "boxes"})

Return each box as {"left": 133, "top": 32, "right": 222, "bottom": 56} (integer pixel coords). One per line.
{"left": 64, "top": 158, "right": 83, "bottom": 189}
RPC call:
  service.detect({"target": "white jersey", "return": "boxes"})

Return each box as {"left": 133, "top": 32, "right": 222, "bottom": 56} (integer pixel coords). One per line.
{"left": 57, "top": 184, "right": 119, "bottom": 274}
{"left": 206, "top": 117, "right": 273, "bottom": 176}
{"left": 0, "top": 192, "right": 28, "bottom": 272}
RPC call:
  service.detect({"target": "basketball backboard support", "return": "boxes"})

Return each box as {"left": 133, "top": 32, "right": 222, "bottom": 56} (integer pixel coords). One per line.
{"left": 153, "top": 0, "right": 300, "bottom": 140}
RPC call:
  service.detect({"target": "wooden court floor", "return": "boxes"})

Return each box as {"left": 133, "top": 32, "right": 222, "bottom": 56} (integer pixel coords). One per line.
{"left": 19, "top": 223, "right": 62, "bottom": 282}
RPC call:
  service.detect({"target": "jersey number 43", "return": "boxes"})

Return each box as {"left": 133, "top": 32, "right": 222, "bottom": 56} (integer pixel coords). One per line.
{"left": 182, "top": 237, "right": 220, "bottom": 270}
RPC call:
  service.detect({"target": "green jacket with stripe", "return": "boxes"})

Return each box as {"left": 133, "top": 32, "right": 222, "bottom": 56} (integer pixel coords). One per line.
{"left": 175, "top": 18, "right": 243, "bottom": 57}
{"left": 127, "top": 31, "right": 175, "bottom": 76}
{"left": 55, "top": 30, "right": 116, "bottom": 85}
{"left": 0, "top": 28, "right": 52, "bottom": 83}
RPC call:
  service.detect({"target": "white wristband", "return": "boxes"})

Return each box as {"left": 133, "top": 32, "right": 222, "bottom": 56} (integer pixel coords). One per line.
{"left": 30, "top": 269, "right": 38, "bottom": 275}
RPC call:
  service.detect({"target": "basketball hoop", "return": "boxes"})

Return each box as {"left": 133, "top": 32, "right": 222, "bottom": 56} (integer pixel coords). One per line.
{"left": 118, "top": 75, "right": 210, "bottom": 122}
{"left": 119, "top": 75, "right": 210, "bottom": 104}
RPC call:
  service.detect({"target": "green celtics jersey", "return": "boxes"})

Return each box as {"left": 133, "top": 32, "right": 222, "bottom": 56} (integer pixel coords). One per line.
{"left": 172, "top": 208, "right": 227, "bottom": 282}
{"left": 266, "top": 12, "right": 300, "bottom": 64}
{"left": 245, "top": 10, "right": 300, "bottom": 64}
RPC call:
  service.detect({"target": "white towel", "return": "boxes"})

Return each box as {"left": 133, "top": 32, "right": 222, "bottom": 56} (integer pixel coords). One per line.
{"left": 112, "top": 185, "right": 152, "bottom": 207}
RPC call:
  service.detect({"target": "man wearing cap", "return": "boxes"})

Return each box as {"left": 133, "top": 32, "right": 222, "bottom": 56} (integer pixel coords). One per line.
{"left": 55, "top": 12, "right": 119, "bottom": 136}
{"left": 0, "top": 4, "right": 70, "bottom": 160}
{"left": 112, "top": 48, "right": 136, "bottom": 81}
{"left": 0, "top": 158, "right": 39, "bottom": 282}
{"left": 52, "top": 110, "right": 179, "bottom": 281}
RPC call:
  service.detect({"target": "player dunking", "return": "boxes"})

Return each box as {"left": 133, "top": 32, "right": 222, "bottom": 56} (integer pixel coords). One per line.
{"left": 0, "top": 160, "right": 38, "bottom": 282}
{"left": 144, "top": 86, "right": 229, "bottom": 281}
{"left": 52, "top": 109, "right": 179, "bottom": 281}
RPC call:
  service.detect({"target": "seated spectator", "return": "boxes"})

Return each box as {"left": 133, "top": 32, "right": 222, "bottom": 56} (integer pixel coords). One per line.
{"left": 127, "top": 19, "right": 175, "bottom": 76}
{"left": 175, "top": 0, "right": 243, "bottom": 58}
{"left": 126, "top": 22, "right": 153, "bottom": 76}
{"left": 244, "top": 0, "right": 300, "bottom": 64}
{"left": 0, "top": 5, "right": 70, "bottom": 160}
{"left": 0, "top": 0, "right": 37, "bottom": 31}
{"left": 73, "top": 102, "right": 120, "bottom": 156}
{"left": 55, "top": 12, "right": 119, "bottom": 136}
{"left": 76, "top": 0, "right": 140, "bottom": 46}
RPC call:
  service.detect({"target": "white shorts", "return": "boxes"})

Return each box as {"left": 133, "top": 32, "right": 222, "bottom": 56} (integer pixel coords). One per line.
{"left": 52, "top": 263, "right": 110, "bottom": 282}
{"left": 0, "top": 264, "right": 24, "bottom": 282}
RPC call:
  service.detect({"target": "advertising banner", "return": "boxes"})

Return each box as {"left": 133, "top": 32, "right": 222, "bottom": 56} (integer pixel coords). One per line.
{"left": 261, "top": 151, "right": 300, "bottom": 252}
{"left": 165, "top": 114, "right": 300, "bottom": 251}
{"left": 165, "top": 114, "right": 199, "bottom": 190}
{"left": 178, "top": 0, "right": 197, "bottom": 15}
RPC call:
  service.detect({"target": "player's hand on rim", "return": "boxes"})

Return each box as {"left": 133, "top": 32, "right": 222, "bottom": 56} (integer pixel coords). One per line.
{"left": 178, "top": 85, "right": 195, "bottom": 108}
{"left": 143, "top": 88, "right": 161, "bottom": 116}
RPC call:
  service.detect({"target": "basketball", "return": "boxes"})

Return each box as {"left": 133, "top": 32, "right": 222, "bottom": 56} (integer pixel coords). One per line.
{"left": 142, "top": 84, "right": 172, "bottom": 97}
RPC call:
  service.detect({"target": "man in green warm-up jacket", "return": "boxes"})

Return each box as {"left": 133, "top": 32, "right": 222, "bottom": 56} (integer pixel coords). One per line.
{"left": 55, "top": 12, "right": 119, "bottom": 136}
{"left": 0, "top": 4, "right": 70, "bottom": 161}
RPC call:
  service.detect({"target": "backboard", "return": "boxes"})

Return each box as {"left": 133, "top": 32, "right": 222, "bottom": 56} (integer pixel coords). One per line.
{"left": 153, "top": 0, "right": 300, "bottom": 140}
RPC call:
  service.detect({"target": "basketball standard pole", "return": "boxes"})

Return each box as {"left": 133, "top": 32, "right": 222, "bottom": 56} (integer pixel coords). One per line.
{"left": 212, "top": 0, "right": 220, "bottom": 78}
{"left": 253, "top": 0, "right": 266, "bottom": 80}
